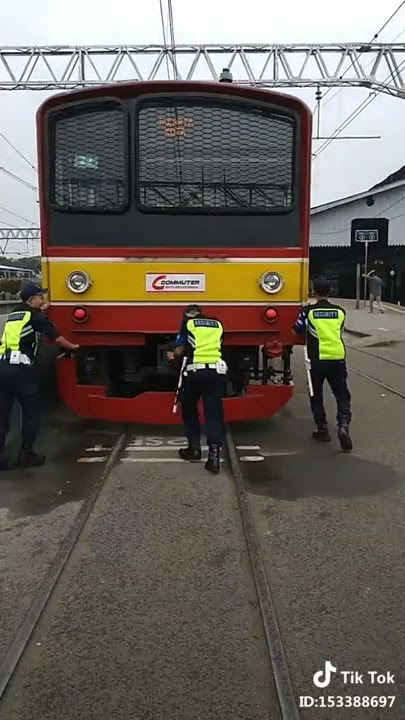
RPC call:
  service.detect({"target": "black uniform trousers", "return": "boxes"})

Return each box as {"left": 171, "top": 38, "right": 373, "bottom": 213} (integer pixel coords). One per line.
{"left": 181, "top": 368, "right": 225, "bottom": 447}
{"left": 0, "top": 361, "right": 40, "bottom": 453}
{"left": 309, "top": 359, "right": 352, "bottom": 428}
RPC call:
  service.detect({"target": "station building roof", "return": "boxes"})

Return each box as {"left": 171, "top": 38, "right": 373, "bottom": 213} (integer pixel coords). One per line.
{"left": 311, "top": 175, "right": 405, "bottom": 216}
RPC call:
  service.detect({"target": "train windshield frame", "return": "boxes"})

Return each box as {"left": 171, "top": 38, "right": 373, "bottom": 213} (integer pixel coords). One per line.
{"left": 135, "top": 96, "right": 297, "bottom": 215}
{"left": 42, "top": 88, "right": 307, "bottom": 249}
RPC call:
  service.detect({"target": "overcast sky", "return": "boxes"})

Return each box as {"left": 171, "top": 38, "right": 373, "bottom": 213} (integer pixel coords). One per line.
{"left": 1, "top": 0, "right": 404, "bottom": 255}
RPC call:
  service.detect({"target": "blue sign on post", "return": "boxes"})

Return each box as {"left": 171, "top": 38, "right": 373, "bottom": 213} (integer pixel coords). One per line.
{"left": 354, "top": 229, "right": 379, "bottom": 243}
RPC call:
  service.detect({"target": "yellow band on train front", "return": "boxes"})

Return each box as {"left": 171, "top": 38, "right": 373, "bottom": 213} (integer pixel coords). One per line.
{"left": 44, "top": 259, "right": 308, "bottom": 303}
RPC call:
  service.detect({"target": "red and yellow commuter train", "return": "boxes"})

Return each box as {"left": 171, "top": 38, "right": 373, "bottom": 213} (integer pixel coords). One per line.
{"left": 38, "top": 77, "right": 311, "bottom": 424}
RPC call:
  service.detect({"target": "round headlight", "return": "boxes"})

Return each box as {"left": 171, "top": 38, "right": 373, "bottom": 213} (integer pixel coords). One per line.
{"left": 66, "top": 271, "right": 92, "bottom": 294}
{"left": 259, "top": 272, "right": 283, "bottom": 294}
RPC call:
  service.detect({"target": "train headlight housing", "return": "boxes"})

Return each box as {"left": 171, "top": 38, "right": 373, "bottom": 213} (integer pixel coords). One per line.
{"left": 66, "top": 270, "right": 92, "bottom": 294}
{"left": 259, "top": 271, "right": 283, "bottom": 294}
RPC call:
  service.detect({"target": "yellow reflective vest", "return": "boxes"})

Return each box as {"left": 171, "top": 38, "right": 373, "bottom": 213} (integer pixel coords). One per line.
{"left": 186, "top": 317, "right": 224, "bottom": 364}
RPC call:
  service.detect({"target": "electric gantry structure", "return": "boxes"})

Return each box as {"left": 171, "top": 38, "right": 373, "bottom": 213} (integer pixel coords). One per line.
{"left": 1, "top": 42, "right": 405, "bottom": 251}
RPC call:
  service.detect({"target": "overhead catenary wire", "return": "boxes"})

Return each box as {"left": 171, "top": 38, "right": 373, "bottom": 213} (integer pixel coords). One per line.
{"left": 0, "top": 205, "right": 36, "bottom": 224}
{"left": 313, "top": 1, "right": 405, "bottom": 114}
{"left": 314, "top": 27, "right": 405, "bottom": 115}
{"left": 0, "top": 165, "right": 37, "bottom": 191}
{"left": 0, "top": 131, "right": 37, "bottom": 171}
{"left": 157, "top": 0, "right": 183, "bottom": 204}
{"left": 313, "top": 57, "right": 405, "bottom": 158}
{"left": 167, "top": 0, "right": 180, "bottom": 80}
{"left": 158, "top": 0, "right": 171, "bottom": 80}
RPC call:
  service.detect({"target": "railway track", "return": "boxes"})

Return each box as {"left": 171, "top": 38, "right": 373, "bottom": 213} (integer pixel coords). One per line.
{"left": 225, "top": 428, "right": 300, "bottom": 719}
{"left": 0, "top": 433, "right": 127, "bottom": 702}
{"left": 347, "top": 344, "right": 405, "bottom": 399}
{"left": 346, "top": 343, "right": 405, "bottom": 369}
{"left": 0, "top": 428, "right": 298, "bottom": 719}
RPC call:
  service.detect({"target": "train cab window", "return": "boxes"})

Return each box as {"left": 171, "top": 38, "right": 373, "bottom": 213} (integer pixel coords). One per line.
{"left": 136, "top": 99, "right": 295, "bottom": 212}
{"left": 48, "top": 101, "right": 128, "bottom": 212}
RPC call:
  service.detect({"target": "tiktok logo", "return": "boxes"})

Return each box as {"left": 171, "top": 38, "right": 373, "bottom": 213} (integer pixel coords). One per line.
{"left": 313, "top": 661, "right": 337, "bottom": 688}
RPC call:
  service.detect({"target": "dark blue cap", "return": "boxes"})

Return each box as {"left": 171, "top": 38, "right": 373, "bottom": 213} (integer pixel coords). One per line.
{"left": 20, "top": 281, "right": 48, "bottom": 302}
{"left": 313, "top": 275, "right": 331, "bottom": 296}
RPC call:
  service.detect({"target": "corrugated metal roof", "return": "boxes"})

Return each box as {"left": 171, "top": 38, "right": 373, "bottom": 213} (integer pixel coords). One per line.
{"left": 370, "top": 165, "right": 405, "bottom": 190}
{"left": 311, "top": 178, "right": 405, "bottom": 215}
{"left": 0, "top": 264, "right": 34, "bottom": 272}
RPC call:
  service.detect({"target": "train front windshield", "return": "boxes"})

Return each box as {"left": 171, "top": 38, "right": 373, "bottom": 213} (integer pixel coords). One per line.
{"left": 136, "top": 100, "right": 295, "bottom": 211}
{"left": 46, "top": 94, "right": 301, "bottom": 250}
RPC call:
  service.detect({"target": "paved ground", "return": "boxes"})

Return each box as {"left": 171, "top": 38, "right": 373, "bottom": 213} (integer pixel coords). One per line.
{"left": 1, "top": 431, "right": 279, "bottom": 720}
{"left": 233, "top": 346, "right": 405, "bottom": 719}
{"left": 0, "top": 318, "right": 404, "bottom": 719}
{"left": 0, "top": 410, "right": 122, "bottom": 658}
{"left": 335, "top": 298, "right": 405, "bottom": 346}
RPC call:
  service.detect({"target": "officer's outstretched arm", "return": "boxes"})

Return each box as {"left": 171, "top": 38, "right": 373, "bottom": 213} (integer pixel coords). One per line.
{"left": 55, "top": 335, "right": 79, "bottom": 351}
{"left": 30, "top": 312, "right": 79, "bottom": 352}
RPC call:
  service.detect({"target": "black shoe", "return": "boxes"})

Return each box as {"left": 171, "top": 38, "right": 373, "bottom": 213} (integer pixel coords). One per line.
{"left": 0, "top": 455, "right": 14, "bottom": 471}
{"left": 337, "top": 426, "right": 353, "bottom": 453}
{"left": 178, "top": 445, "right": 202, "bottom": 462}
{"left": 312, "top": 426, "right": 331, "bottom": 442}
{"left": 17, "top": 449, "right": 46, "bottom": 468}
{"left": 205, "top": 445, "right": 221, "bottom": 474}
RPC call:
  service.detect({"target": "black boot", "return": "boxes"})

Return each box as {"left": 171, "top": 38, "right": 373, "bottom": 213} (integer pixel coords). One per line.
{"left": 205, "top": 444, "right": 221, "bottom": 474}
{"left": 17, "top": 448, "right": 46, "bottom": 468}
{"left": 0, "top": 454, "right": 14, "bottom": 471}
{"left": 178, "top": 440, "right": 201, "bottom": 462}
{"left": 312, "top": 425, "right": 331, "bottom": 442}
{"left": 337, "top": 425, "right": 353, "bottom": 453}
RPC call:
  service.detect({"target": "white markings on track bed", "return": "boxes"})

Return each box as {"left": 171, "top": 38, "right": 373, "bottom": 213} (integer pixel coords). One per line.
{"left": 235, "top": 442, "right": 264, "bottom": 462}
{"left": 122, "top": 436, "right": 201, "bottom": 465}
{"left": 236, "top": 445, "right": 260, "bottom": 451}
{"left": 239, "top": 455, "right": 264, "bottom": 462}
{"left": 85, "top": 446, "right": 113, "bottom": 452}
{"left": 77, "top": 456, "right": 108, "bottom": 463}
{"left": 128, "top": 437, "right": 188, "bottom": 447}
{"left": 235, "top": 443, "right": 298, "bottom": 462}
{"left": 122, "top": 457, "right": 224, "bottom": 463}
{"left": 126, "top": 445, "right": 209, "bottom": 452}
{"left": 77, "top": 444, "right": 113, "bottom": 464}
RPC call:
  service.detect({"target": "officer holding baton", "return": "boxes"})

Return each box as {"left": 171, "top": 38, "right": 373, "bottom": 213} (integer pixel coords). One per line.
{"left": 293, "top": 276, "right": 352, "bottom": 452}
{"left": 166, "top": 305, "right": 226, "bottom": 474}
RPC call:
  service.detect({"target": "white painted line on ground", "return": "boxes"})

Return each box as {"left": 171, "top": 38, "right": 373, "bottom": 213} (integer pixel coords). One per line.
{"left": 125, "top": 445, "right": 209, "bottom": 451}
{"left": 377, "top": 327, "right": 389, "bottom": 331}
{"left": 239, "top": 455, "right": 264, "bottom": 462}
{"left": 382, "top": 303, "right": 405, "bottom": 314}
{"left": 263, "top": 451, "right": 298, "bottom": 457}
{"left": 236, "top": 445, "right": 261, "bottom": 450}
{"left": 121, "top": 457, "right": 224, "bottom": 463}
{"left": 77, "top": 456, "right": 107, "bottom": 463}
{"left": 85, "top": 446, "right": 112, "bottom": 452}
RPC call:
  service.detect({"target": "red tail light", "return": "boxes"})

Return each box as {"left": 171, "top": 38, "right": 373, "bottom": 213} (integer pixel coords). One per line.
{"left": 72, "top": 307, "right": 88, "bottom": 323}
{"left": 263, "top": 306, "right": 278, "bottom": 323}
{"left": 264, "top": 340, "right": 283, "bottom": 357}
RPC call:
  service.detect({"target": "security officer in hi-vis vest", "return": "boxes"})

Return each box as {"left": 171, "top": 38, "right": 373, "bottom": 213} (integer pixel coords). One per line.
{"left": 0, "top": 281, "right": 79, "bottom": 470}
{"left": 293, "top": 276, "right": 352, "bottom": 452}
{"left": 166, "top": 305, "right": 226, "bottom": 473}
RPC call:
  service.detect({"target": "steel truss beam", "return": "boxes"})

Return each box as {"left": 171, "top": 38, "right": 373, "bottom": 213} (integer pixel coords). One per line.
{"left": 0, "top": 43, "right": 404, "bottom": 96}
{"left": 0, "top": 228, "right": 40, "bottom": 241}
{"left": 0, "top": 228, "right": 40, "bottom": 255}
